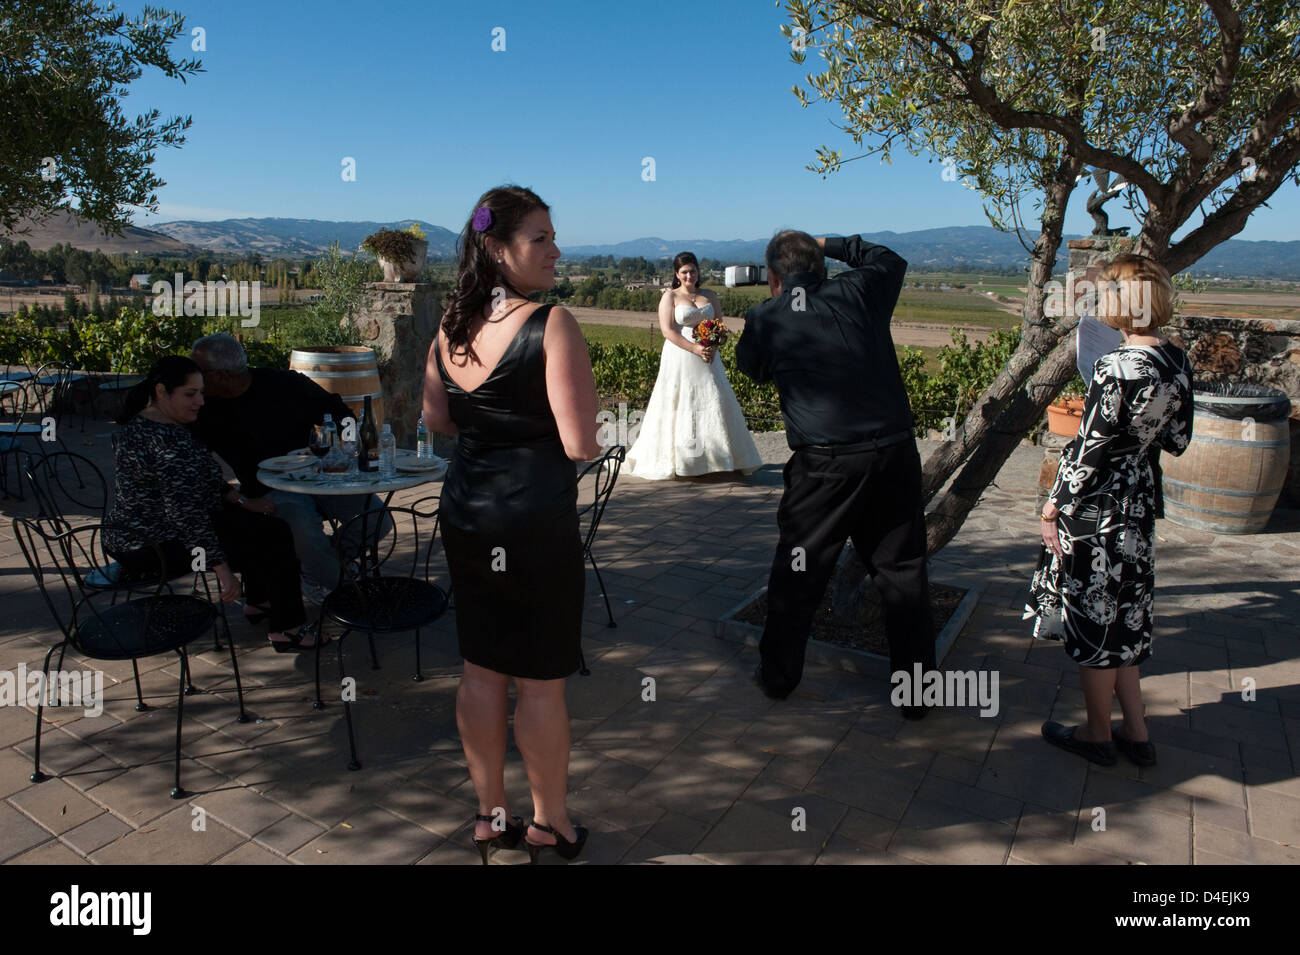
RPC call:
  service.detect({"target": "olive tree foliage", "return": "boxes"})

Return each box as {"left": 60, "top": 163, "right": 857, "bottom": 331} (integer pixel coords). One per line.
{"left": 784, "top": 0, "right": 1300, "bottom": 554}
{"left": 0, "top": 1, "right": 202, "bottom": 234}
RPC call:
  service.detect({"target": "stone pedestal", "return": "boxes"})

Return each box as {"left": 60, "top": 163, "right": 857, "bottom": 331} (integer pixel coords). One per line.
{"left": 1066, "top": 236, "right": 1138, "bottom": 275}
{"left": 351, "top": 282, "right": 441, "bottom": 449}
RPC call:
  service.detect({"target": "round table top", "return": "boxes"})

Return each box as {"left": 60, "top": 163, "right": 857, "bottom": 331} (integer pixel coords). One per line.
{"left": 257, "top": 455, "right": 448, "bottom": 497}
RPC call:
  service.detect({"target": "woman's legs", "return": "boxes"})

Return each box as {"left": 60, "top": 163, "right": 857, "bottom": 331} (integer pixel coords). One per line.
{"left": 213, "top": 506, "right": 306, "bottom": 638}
{"left": 1114, "top": 666, "right": 1148, "bottom": 741}
{"left": 513, "top": 674, "right": 576, "bottom": 843}
{"left": 457, "top": 661, "right": 511, "bottom": 840}
{"left": 1077, "top": 666, "right": 1119, "bottom": 742}
{"left": 1074, "top": 664, "right": 1146, "bottom": 742}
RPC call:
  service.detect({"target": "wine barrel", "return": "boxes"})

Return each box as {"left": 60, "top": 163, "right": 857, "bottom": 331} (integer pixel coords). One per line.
{"left": 289, "top": 346, "right": 384, "bottom": 432}
{"left": 1161, "top": 383, "right": 1292, "bottom": 534}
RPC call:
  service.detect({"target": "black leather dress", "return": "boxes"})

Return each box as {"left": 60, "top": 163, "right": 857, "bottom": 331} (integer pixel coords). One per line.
{"left": 435, "top": 304, "right": 584, "bottom": 679}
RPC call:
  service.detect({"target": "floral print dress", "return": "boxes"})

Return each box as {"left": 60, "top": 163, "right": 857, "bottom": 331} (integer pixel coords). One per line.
{"left": 1026, "top": 343, "right": 1193, "bottom": 667}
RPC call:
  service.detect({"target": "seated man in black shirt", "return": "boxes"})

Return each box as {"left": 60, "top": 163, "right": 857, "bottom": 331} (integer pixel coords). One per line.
{"left": 735, "top": 231, "right": 935, "bottom": 716}
{"left": 190, "top": 333, "right": 385, "bottom": 602}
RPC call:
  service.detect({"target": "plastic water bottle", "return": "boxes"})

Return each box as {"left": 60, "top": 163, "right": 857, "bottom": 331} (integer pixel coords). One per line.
{"left": 416, "top": 413, "right": 430, "bottom": 459}
{"left": 380, "top": 423, "right": 397, "bottom": 478}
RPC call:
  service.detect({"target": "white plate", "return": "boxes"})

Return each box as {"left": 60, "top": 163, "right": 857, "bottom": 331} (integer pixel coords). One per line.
{"left": 259, "top": 453, "right": 316, "bottom": 472}
{"left": 395, "top": 456, "right": 445, "bottom": 474}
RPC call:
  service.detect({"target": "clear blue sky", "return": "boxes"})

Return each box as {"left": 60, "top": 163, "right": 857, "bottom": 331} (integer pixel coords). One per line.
{"left": 123, "top": 0, "right": 1299, "bottom": 247}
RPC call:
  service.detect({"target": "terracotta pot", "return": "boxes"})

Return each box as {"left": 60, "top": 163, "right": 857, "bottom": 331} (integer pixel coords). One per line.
{"left": 378, "top": 238, "right": 428, "bottom": 282}
{"left": 1046, "top": 396, "right": 1085, "bottom": 436}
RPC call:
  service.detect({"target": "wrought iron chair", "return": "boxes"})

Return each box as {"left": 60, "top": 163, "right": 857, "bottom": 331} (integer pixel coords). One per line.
{"left": 13, "top": 517, "right": 247, "bottom": 798}
{"left": 577, "top": 445, "right": 626, "bottom": 630}
{"left": 0, "top": 366, "right": 73, "bottom": 500}
{"left": 312, "top": 496, "right": 449, "bottom": 770}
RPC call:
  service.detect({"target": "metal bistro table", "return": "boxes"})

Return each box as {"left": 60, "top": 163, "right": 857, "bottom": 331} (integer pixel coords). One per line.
{"left": 256, "top": 450, "right": 450, "bottom": 632}
{"left": 256, "top": 455, "right": 449, "bottom": 572}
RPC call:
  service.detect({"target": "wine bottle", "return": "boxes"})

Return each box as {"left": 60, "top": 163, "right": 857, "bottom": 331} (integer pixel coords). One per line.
{"left": 358, "top": 395, "right": 378, "bottom": 472}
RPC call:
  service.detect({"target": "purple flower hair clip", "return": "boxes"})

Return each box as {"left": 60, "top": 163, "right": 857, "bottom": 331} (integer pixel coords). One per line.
{"left": 471, "top": 206, "right": 493, "bottom": 232}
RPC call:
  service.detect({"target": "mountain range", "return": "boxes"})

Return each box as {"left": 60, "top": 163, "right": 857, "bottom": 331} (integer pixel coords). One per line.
{"left": 145, "top": 220, "right": 1300, "bottom": 278}
{"left": 5, "top": 213, "right": 1298, "bottom": 278}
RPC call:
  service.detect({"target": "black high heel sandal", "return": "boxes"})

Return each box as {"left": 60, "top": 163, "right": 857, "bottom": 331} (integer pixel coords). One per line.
{"left": 525, "top": 820, "right": 588, "bottom": 864}
{"left": 473, "top": 813, "right": 524, "bottom": 865}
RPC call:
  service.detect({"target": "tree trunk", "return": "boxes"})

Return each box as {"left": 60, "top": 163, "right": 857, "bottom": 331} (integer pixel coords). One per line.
{"left": 924, "top": 332, "right": 1080, "bottom": 555}
{"left": 919, "top": 150, "right": 1084, "bottom": 503}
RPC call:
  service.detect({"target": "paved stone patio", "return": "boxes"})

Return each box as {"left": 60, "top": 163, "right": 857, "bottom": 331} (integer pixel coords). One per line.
{"left": 1, "top": 418, "right": 1297, "bottom": 865}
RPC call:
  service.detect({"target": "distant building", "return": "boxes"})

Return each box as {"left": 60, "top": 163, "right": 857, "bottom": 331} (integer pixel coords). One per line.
{"left": 129, "top": 273, "right": 152, "bottom": 290}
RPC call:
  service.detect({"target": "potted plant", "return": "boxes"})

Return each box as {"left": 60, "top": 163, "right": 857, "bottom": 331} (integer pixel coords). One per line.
{"left": 1046, "top": 374, "right": 1088, "bottom": 436}
{"left": 362, "top": 223, "right": 428, "bottom": 282}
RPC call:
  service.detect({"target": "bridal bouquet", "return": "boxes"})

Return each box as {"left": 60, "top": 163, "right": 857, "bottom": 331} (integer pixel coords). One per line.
{"left": 693, "top": 318, "right": 728, "bottom": 349}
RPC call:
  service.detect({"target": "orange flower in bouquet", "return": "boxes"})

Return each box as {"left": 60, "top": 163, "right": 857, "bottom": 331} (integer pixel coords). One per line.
{"left": 693, "top": 317, "right": 728, "bottom": 349}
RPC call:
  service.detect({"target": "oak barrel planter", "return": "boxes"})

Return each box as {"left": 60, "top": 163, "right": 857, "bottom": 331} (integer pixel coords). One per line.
{"left": 1161, "top": 382, "right": 1291, "bottom": 534}
{"left": 289, "top": 346, "right": 385, "bottom": 432}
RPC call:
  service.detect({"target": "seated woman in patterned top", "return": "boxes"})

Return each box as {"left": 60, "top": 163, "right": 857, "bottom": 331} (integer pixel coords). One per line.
{"left": 104, "top": 356, "right": 316, "bottom": 651}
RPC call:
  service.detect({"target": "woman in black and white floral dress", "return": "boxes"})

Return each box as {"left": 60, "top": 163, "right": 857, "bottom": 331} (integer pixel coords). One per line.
{"left": 1026, "top": 254, "right": 1193, "bottom": 768}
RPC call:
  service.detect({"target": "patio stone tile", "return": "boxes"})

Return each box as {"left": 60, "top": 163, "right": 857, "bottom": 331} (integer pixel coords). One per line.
{"left": 815, "top": 834, "right": 923, "bottom": 864}
{"left": 623, "top": 836, "right": 714, "bottom": 864}
{"left": 90, "top": 804, "right": 244, "bottom": 865}
{"left": 888, "top": 797, "right": 1015, "bottom": 864}
{"left": 377, "top": 780, "right": 479, "bottom": 836}
{"left": 7, "top": 840, "right": 88, "bottom": 864}
{"left": 7, "top": 777, "right": 107, "bottom": 834}
{"left": 414, "top": 841, "right": 479, "bottom": 865}
{"left": 805, "top": 748, "right": 923, "bottom": 821}
{"left": 253, "top": 813, "right": 326, "bottom": 857}
{"left": 0, "top": 800, "right": 53, "bottom": 862}
{"left": 189, "top": 785, "right": 291, "bottom": 839}
{"left": 59, "top": 810, "right": 134, "bottom": 856}
{"left": 84, "top": 761, "right": 228, "bottom": 827}
{"left": 213, "top": 842, "right": 291, "bottom": 864}
{"left": 627, "top": 752, "right": 754, "bottom": 826}
{"left": 694, "top": 800, "right": 830, "bottom": 864}
{"left": 642, "top": 811, "right": 712, "bottom": 853}
{"left": 1194, "top": 821, "right": 1300, "bottom": 864}
{"left": 290, "top": 805, "right": 442, "bottom": 864}
{"left": 568, "top": 780, "right": 667, "bottom": 835}
{"left": 1244, "top": 787, "right": 1300, "bottom": 846}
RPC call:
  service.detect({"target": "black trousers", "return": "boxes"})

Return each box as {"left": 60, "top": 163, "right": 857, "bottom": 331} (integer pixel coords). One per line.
{"left": 758, "top": 440, "right": 936, "bottom": 695}
{"left": 111, "top": 505, "right": 306, "bottom": 633}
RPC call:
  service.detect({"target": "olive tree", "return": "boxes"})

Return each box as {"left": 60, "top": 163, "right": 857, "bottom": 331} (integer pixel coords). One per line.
{"left": 785, "top": 0, "right": 1300, "bottom": 553}
{"left": 0, "top": 1, "right": 202, "bottom": 234}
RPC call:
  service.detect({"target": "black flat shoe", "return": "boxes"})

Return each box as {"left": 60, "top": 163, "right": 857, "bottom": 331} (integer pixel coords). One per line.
{"left": 473, "top": 813, "right": 525, "bottom": 865}
{"left": 525, "top": 821, "right": 588, "bottom": 864}
{"left": 267, "top": 633, "right": 301, "bottom": 654}
{"left": 1112, "top": 728, "right": 1157, "bottom": 766}
{"left": 1041, "top": 721, "right": 1116, "bottom": 766}
{"left": 752, "top": 665, "right": 790, "bottom": 701}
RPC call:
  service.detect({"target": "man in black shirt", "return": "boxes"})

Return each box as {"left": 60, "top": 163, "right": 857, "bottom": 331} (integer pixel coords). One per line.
{"left": 735, "top": 231, "right": 935, "bottom": 714}
{"left": 191, "top": 333, "right": 384, "bottom": 600}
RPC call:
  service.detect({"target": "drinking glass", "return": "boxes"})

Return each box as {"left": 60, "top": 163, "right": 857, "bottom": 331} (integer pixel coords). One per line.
{"left": 309, "top": 425, "right": 331, "bottom": 476}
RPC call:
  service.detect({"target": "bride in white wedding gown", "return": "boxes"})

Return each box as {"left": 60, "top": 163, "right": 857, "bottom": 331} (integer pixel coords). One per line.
{"left": 624, "top": 252, "right": 762, "bottom": 480}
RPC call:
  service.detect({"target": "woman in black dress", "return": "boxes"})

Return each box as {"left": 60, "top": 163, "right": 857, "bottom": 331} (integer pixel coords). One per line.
{"left": 423, "top": 186, "right": 600, "bottom": 863}
{"left": 1026, "top": 254, "right": 1193, "bottom": 767}
{"left": 105, "top": 356, "right": 312, "bottom": 650}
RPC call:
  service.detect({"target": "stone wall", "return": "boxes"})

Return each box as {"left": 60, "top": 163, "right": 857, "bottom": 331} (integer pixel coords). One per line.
{"left": 351, "top": 282, "right": 441, "bottom": 449}
{"left": 1165, "top": 314, "right": 1300, "bottom": 505}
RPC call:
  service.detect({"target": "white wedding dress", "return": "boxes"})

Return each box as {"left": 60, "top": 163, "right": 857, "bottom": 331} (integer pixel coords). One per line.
{"left": 624, "top": 302, "right": 763, "bottom": 480}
